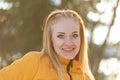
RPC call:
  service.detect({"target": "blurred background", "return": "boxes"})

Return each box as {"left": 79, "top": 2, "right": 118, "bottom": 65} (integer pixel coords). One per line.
{"left": 0, "top": 0, "right": 120, "bottom": 80}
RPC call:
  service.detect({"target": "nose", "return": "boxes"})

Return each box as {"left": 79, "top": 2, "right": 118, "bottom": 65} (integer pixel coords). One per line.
{"left": 64, "top": 38, "right": 73, "bottom": 46}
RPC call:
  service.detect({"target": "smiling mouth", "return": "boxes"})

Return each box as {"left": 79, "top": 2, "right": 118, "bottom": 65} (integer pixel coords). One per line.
{"left": 62, "top": 48, "right": 74, "bottom": 51}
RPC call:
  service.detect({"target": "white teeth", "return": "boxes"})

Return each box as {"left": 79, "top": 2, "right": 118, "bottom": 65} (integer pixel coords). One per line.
{"left": 63, "top": 48, "right": 74, "bottom": 51}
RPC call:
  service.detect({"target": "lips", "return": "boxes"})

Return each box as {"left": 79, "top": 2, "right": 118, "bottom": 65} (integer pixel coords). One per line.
{"left": 62, "top": 48, "right": 74, "bottom": 51}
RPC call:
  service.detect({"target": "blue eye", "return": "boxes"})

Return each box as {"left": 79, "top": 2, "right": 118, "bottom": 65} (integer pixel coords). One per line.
{"left": 72, "top": 34, "right": 78, "bottom": 38}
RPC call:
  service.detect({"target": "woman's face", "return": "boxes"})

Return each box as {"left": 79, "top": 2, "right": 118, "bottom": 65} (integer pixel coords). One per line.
{"left": 51, "top": 17, "right": 81, "bottom": 59}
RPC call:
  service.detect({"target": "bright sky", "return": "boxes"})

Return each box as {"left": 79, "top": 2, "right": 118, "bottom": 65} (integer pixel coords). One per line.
{"left": 0, "top": 0, "right": 12, "bottom": 10}
{"left": 98, "top": 58, "right": 120, "bottom": 75}
{"left": 98, "top": 58, "right": 120, "bottom": 80}
{"left": 87, "top": 0, "right": 120, "bottom": 45}
{"left": 50, "top": 0, "right": 61, "bottom": 6}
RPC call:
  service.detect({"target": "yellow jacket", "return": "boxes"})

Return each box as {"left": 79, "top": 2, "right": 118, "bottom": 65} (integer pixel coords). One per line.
{"left": 0, "top": 51, "right": 90, "bottom": 80}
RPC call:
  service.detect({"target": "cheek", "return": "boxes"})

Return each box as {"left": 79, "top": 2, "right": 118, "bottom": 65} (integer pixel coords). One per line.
{"left": 52, "top": 38, "right": 64, "bottom": 54}
{"left": 52, "top": 37, "right": 63, "bottom": 49}
{"left": 74, "top": 38, "right": 81, "bottom": 47}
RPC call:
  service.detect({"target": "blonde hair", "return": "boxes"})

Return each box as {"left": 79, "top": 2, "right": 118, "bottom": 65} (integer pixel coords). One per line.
{"left": 42, "top": 9, "right": 95, "bottom": 80}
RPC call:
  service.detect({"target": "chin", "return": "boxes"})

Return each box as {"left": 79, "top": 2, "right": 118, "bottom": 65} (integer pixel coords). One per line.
{"left": 64, "top": 55, "right": 76, "bottom": 60}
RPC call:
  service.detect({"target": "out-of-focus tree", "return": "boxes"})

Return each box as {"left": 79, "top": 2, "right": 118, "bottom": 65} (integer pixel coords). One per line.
{"left": 0, "top": 0, "right": 120, "bottom": 80}
{"left": 0, "top": 0, "right": 55, "bottom": 68}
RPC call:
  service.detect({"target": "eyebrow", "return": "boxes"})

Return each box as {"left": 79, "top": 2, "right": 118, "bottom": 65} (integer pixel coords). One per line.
{"left": 72, "top": 31, "right": 78, "bottom": 34}
{"left": 57, "top": 31, "right": 78, "bottom": 34}
{"left": 57, "top": 32, "right": 65, "bottom": 34}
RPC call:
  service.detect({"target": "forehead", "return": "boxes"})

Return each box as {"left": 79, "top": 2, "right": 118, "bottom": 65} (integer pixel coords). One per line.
{"left": 51, "top": 17, "right": 80, "bottom": 33}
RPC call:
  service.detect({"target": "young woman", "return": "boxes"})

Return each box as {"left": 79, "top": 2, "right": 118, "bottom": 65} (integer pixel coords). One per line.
{"left": 0, "top": 9, "right": 95, "bottom": 80}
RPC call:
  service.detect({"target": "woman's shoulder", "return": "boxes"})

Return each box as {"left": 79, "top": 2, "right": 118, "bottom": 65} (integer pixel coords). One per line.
{"left": 20, "top": 51, "right": 42, "bottom": 66}
{"left": 0, "top": 51, "right": 43, "bottom": 80}
{"left": 22, "top": 51, "right": 50, "bottom": 64}
{"left": 23, "top": 51, "right": 42, "bottom": 58}
{"left": 22, "top": 51, "right": 43, "bottom": 60}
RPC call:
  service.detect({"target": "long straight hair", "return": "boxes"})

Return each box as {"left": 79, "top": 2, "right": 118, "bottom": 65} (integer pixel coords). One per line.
{"left": 42, "top": 9, "right": 95, "bottom": 80}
